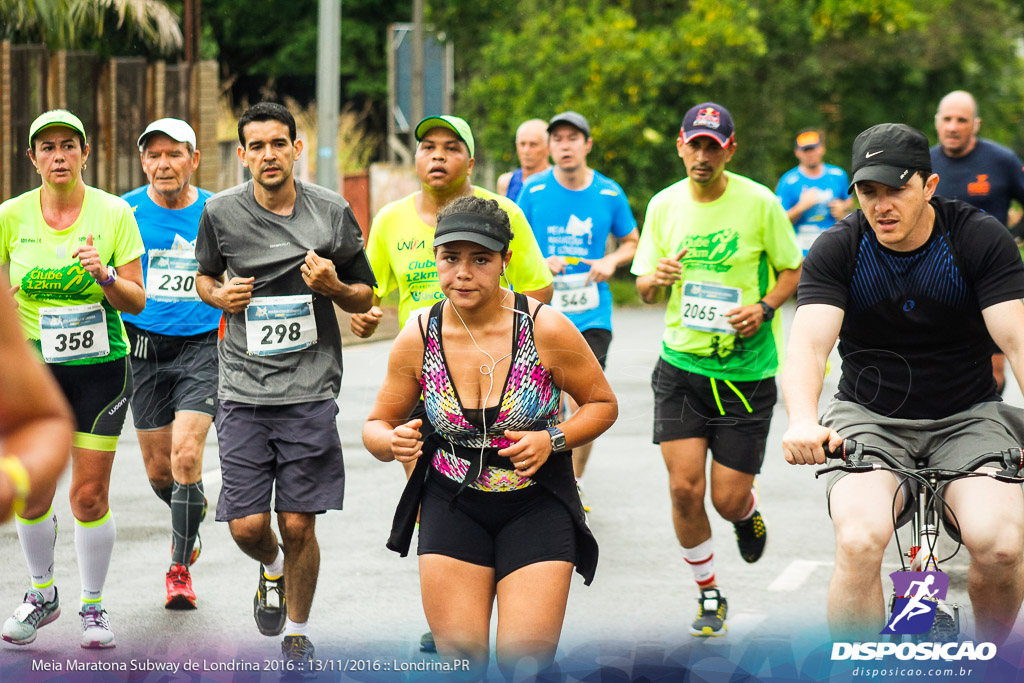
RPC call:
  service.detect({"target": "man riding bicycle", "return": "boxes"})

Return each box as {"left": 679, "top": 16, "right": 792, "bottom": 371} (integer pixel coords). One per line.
{"left": 781, "top": 122, "right": 1024, "bottom": 645}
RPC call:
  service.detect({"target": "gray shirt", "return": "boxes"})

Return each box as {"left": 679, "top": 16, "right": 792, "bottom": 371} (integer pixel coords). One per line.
{"left": 196, "top": 179, "right": 375, "bottom": 404}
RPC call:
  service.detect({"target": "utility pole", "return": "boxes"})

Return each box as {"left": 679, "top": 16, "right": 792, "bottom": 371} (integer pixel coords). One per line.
{"left": 316, "top": 0, "right": 341, "bottom": 190}
{"left": 410, "top": 0, "right": 424, "bottom": 136}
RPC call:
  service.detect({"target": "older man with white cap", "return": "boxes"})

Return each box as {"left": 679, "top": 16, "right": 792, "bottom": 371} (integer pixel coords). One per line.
{"left": 120, "top": 118, "right": 219, "bottom": 610}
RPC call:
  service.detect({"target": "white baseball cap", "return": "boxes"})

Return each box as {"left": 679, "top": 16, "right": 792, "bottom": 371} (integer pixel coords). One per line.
{"left": 137, "top": 118, "right": 197, "bottom": 151}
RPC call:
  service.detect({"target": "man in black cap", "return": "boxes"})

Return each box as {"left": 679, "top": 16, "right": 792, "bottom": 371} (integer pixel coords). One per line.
{"left": 782, "top": 122, "right": 1024, "bottom": 645}
{"left": 516, "top": 110, "right": 638, "bottom": 512}
{"left": 632, "top": 102, "right": 802, "bottom": 637}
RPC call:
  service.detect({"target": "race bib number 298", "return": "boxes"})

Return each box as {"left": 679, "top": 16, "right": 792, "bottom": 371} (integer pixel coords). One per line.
{"left": 245, "top": 295, "right": 317, "bottom": 356}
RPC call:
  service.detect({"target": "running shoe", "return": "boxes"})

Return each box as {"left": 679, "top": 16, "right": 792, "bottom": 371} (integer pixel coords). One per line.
{"left": 733, "top": 509, "right": 767, "bottom": 563}
{"left": 281, "top": 635, "right": 316, "bottom": 678}
{"left": 420, "top": 630, "right": 436, "bottom": 653}
{"left": 576, "top": 483, "right": 591, "bottom": 514}
{"left": 79, "top": 604, "right": 115, "bottom": 649}
{"left": 254, "top": 565, "right": 286, "bottom": 636}
{"left": 926, "top": 604, "right": 959, "bottom": 643}
{"left": 690, "top": 587, "right": 728, "bottom": 637}
{"left": 1, "top": 588, "right": 60, "bottom": 645}
{"left": 165, "top": 563, "right": 197, "bottom": 610}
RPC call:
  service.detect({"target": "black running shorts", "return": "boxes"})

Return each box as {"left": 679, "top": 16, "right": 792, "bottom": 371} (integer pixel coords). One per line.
{"left": 418, "top": 473, "right": 576, "bottom": 581}
{"left": 49, "top": 355, "right": 133, "bottom": 451}
{"left": 125, "top": 322, "right": 218, "bottom": 430}
{"left": 650, "top": 357, "right": 776, "bottom": 475}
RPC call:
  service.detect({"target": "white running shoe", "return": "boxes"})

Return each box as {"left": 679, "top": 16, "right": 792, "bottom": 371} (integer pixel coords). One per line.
{"left": 79, "top": 604, "right": 115, "bottom": 649}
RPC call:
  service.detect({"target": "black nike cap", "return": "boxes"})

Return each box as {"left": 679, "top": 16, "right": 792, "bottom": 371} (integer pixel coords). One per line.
{"left": 849, "top": 123, "right": 932, "bottom": 192}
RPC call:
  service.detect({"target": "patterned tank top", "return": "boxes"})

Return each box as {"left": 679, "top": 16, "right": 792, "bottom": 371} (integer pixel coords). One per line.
{"left": 420, "top": 293, "right": 561, "bottom": 492}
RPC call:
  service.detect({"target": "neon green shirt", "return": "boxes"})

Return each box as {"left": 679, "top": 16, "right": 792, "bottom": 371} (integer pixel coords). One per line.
{"left": 367, "top": 186, "right": 553, "bottom": 325}
{"left": 0, "top": 186, "right": 145, "bottom": 364}
{"left": 631, "top": 172, "right": 802, "bottom": 380}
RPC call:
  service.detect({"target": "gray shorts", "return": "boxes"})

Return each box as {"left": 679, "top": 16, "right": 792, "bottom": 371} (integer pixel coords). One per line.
{"left": 214, "top": 399, "right": 345, "bottom": 521}
{"left": 125, "top": 323, "right": 218, "bottom": 430}
{"left": 823, "top": 399, "right": 1024, "bottom": 523}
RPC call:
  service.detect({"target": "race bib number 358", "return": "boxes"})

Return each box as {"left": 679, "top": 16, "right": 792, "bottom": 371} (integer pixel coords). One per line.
{"left": 39, "top": 303, "right": 111, "bottom": 362}
{"left": 245, "top": 295, "right": 318, "bottom": 356}
{"left": 679, "top": 281, "right": 742, "bottom": 335}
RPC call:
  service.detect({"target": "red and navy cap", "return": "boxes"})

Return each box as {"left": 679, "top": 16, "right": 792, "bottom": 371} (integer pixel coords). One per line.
{"left": 680, "top": 102, "right": 735, "bottom": 148}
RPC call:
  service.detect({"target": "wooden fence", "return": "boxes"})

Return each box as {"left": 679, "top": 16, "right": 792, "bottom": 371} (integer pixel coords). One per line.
{"left": 0, "top": 42, "right": 220, "bottom": 201}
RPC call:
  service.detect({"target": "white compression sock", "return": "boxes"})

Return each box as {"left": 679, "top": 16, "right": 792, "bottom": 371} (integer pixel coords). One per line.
{"left": 75, "top": 511, "right": 116, "bottom": 608}
{"left": 16, "top": 508, "right": 58, "bottom": 601}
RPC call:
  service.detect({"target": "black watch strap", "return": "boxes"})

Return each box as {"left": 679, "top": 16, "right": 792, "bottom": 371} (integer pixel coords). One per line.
{"left": 758, "top": 300, "right": 775, "bottom": 321}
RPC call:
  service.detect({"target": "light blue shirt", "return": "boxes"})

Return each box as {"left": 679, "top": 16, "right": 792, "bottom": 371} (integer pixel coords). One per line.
{"left": 517, "top": 168, "right": 635, "bottom": 332}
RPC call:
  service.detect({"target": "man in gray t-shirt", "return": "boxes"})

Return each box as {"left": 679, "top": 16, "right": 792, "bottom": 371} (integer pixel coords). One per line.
{"left": 195, "top": 102, "right": 374, "bottom": 670}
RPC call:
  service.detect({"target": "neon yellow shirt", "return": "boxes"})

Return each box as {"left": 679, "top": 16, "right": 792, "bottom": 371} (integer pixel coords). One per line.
{"left": 631, "top": 172, "right": 802, "bottom": 380}
{"left": 367, "top": 186, "right": 553, "bottom": 325}
{"left": 0, "top": 186, "right": 145, "bottom": 364}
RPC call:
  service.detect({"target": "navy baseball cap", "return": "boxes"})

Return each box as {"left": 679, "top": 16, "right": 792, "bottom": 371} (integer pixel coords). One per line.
{"left": 849, "top": 123, "right": 932, "bottom": 191}
{"left": 681, "top": 103, "right": 735, "bottom": 147}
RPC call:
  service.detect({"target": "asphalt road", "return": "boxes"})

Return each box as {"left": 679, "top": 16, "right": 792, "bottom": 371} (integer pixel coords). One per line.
{"left": 2, "top": 303, "right": 1023, "bottom": 682}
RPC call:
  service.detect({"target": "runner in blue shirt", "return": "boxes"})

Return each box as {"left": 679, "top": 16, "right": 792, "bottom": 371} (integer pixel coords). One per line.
{"left": 775, "top": 129, "right": 852, "bottom": 255}
{"left": 517, "top": 111, "right": 638, "bottom": 509}
{"left": 121, "top": 119, "right": 219, "bottom": 611}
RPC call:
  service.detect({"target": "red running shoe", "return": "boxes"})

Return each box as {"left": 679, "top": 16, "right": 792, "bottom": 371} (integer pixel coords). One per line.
{"left": 165, "top": 563, "right": 197, "bottom": 610}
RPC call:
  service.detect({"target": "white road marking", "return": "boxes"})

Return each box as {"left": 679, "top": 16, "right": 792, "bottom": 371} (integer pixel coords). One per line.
{"left": 769, "top": 560, "right": 832, "bottom": 591}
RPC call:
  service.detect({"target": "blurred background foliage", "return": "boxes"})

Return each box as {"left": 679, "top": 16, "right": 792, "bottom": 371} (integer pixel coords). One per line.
{"left": 4, "top": 0, "right": 1024, "bottom": 220}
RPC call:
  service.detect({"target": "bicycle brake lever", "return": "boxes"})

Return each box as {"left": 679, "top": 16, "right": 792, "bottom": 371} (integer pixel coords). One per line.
{"left": 814, "top": 463, "right": 876, "bottom": 479}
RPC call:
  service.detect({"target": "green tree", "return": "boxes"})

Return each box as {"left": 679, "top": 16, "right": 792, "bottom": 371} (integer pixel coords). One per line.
{"left": 203, "top": 0, "right": 410, "bottom": 117}
{"left": 0, "top": 0, "right": 182, "bottom": 54}
{"left": 432, "top": 0, "right": 1024, "bottom": 219}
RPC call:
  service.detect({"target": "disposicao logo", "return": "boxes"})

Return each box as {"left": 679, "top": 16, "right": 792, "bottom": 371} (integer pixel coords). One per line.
{"left": 881, "top": 571, "right": 946, "bottom": 635}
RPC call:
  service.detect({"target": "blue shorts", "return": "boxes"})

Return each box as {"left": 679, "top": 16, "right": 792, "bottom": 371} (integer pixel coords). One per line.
{"left": 214, "top": 399, "right": 344, "bottom": 521}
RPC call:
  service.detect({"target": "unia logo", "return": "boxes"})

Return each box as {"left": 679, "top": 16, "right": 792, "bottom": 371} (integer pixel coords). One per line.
{"left": 881, "top": 571, "right": 948, "bottom": 635}
{"left": 22, "top": 263, "right": 93, "bottom": 300}
{"left": 679, "top": 228, "right": 740, "bottom": 272}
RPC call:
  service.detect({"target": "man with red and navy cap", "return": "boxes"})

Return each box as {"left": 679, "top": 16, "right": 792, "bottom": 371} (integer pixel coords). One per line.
{"left": 632, "top": 102, "right": 802, "bottom": 637}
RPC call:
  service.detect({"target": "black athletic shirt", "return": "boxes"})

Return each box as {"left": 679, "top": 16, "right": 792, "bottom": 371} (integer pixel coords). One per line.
{"left": 930, "top": 139, "right": 1024, "bottom": 226}
{"left": 798, "top": 196, "right": 1024, "bottom": 419}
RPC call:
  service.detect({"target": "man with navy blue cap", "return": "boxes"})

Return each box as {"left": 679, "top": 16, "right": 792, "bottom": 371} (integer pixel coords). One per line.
{"left": 632, "top": 102, "right": 801, "bottom": 637}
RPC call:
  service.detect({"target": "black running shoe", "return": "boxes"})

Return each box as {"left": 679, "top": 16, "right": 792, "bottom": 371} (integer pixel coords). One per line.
{"left": 926, "top": 606, "right": 959, "bottom": 643}
{"left": 420, "top": 630, "right": 436, "bottom": 653}
{"left": 281, "top": 635, "right": 316, "bottom": 679}
{"left": 733, "top": 510, "right": 767, "bottom": 563}
{"left": 253, "top": 565, "right": 286, "bottom": 636}
{"left": 690, "top": 588, "right": 728, "bottom": 637}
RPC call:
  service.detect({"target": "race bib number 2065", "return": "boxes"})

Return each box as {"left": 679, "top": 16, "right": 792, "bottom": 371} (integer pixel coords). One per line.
{"left": 679, "top": 281, "right": 742, "bottom": 335}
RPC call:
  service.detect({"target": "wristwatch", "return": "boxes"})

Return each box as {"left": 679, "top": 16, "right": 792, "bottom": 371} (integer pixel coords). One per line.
{"left": 545, "top": 426, "right": 567, "bottom": 452}
{"left": 757, "top": 300, "right": 775, "bottom": 322}
{"left": 96, "top": 267, "right": 117, "bottom": 287}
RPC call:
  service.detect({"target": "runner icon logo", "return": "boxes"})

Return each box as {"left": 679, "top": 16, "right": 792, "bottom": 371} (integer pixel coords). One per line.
{"left": 880, "top": 571, "right": 949, "bottom": 635}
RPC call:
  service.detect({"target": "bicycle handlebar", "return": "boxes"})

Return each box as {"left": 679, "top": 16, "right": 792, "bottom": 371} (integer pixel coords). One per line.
{"left": 816, "top": 438, "right": 1024, "bottom": 483}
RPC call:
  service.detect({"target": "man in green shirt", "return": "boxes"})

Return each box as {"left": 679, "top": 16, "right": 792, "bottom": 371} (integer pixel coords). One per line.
{"left": 631, "top": 102, "right": 801, "bottom": 637}
{"left": 350, "top": 115, "right": 552, "bottom": 339}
